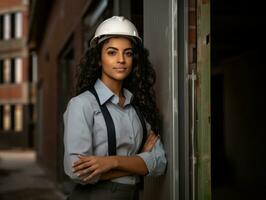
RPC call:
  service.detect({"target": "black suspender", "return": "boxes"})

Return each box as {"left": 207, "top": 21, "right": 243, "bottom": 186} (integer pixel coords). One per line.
{"left": 89, "top": 87, "right": 147, "bottom": 156}
{"left": 132, "top": 104, "right": 147, "bottom": 153}
{"left": 89, "top": 87, "right": 117, "bottom": 155}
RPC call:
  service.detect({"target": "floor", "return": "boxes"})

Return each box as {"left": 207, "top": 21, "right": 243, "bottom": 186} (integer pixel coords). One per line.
{"left": 0, "top": 149, "right": 66, "bottom": 200}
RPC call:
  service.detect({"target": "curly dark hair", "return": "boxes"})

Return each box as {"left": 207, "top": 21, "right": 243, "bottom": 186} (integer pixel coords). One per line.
{"left": 75, "top": 39, "right": 161, "bottom": 134}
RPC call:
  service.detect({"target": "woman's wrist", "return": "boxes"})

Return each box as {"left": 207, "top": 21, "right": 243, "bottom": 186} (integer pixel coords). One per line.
{"left": 110, "top": 156, "right": 119, "bottom": 169}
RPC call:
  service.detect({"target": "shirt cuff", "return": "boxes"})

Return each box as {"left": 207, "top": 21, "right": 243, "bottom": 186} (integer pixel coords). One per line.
{"left": 137, "top": 152, "right": 156, "bottom": 176}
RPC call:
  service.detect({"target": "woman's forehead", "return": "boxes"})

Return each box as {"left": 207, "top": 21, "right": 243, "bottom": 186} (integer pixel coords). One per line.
{"left": 102, "top": 37, "right": 133, "bottom": 48}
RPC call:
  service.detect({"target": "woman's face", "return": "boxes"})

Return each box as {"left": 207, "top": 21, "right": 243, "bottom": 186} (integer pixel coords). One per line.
{"left": 100, "top": 37, "right": 133, "bottom": 84}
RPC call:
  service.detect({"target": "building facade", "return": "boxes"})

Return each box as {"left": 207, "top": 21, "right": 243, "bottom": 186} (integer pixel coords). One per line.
{"left": 0, "top": 0, "right": 36, "bottom": 149}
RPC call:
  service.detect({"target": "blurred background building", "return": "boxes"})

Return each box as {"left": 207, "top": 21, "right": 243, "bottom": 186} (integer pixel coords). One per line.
{"left": 0, "top": 0, "right": 36, "bottom": 149}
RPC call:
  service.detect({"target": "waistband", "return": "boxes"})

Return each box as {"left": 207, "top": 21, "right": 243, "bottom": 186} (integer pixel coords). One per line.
{"left": 76, "top": 180, "right": 140, "bottom": 191}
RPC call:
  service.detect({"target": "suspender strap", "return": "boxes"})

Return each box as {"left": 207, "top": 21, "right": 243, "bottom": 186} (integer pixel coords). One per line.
{"left": 89, "top": 88, "right": 117, "bottom": 156}
{"left": 132, "top": 104, "right": 147, "bottom": 153}
{"left": 132, "top": 104, "right": 147, "bottom": 190}
{"left": 89, "top": 87, "right": 148, "bottom": 156}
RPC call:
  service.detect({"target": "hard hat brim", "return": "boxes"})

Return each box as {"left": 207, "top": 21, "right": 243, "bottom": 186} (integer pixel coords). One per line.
{"left": 90, "top": 34, "right": 142, "bottom": 47}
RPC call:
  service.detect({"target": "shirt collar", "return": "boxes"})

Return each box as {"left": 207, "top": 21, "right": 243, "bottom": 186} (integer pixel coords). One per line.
{"left": 94, "top": 79, "right": 133, "bottom": 106}
{"left": 123, "top": 88, "right": 133, "bottom": 106}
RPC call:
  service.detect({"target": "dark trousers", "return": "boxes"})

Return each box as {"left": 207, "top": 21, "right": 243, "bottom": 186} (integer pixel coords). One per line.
{"left": 67, "top": 181, "right": 139, "bottom": 200}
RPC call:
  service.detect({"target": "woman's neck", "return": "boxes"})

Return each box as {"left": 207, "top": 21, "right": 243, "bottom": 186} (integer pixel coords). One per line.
{"left": 101, "top": 77, "right": 123, "bottom": 97}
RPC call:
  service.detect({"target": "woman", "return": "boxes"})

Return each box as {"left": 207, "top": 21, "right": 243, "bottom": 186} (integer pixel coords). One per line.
{"left": 64, "top": 16, "right": 167, "bottom": 200}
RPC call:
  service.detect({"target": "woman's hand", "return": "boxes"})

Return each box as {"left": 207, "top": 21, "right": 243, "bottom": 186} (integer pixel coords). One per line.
{"left": 72, "top": 155, "right": 117, "bottom": 182}
{"left": 142, "top": 131, "right": 159, "bottom": 152}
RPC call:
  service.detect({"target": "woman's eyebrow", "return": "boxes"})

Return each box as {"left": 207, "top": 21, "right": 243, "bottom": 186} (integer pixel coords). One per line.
{"left": 105, "top": 47, "right": 133, "bottom": 51}
{"left": 106, "top": 47, "right": 118, "bottom": 51}
{"left": 124, "top": 48, "right": 133, "bottom": 51}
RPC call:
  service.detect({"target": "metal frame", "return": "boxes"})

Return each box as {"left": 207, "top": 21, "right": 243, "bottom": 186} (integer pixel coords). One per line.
{"left": 176, "top": 0, "right": 191, "bottom": 199}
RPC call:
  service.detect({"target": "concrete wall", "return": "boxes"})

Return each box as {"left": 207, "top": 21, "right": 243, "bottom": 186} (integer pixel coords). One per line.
{"left": 143, "top": 1, "right": 174, "bottom": 200}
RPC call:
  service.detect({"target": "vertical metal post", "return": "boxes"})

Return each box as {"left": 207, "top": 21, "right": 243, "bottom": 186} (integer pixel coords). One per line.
{"left": 189, "top": 66, "right": 197, "bottom": 200}
{"left": 177, "top": 0, "right": 191, "bottom": 199}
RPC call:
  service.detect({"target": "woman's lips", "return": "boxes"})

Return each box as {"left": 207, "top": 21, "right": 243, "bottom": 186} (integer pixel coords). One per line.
{"left": 113, "top": 67, "right": 127, "bottom": 72}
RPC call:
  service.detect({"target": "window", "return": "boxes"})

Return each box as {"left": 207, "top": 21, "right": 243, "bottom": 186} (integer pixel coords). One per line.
{"left": 1, "top": 58, "right": 22, "bottom": 84}
{"left": 29, "top": 53, "right": 38, "bottom": 82}
{"left": 3, "top": 105, "right": 10, "bottom": 131}
{"left": 15, "top": 12, "right": 22, "bottom": 38}
{"left": 1, "top": 12, "right": 23, "bottom": 40}
{"left": 0, "top": 16, "right": 4, "bottom": 40}
{"left": 10, "top": 58, "right": 15, "bottom": 83}
{"left": 4, "top": 59, "right": 10, "bottom": 83}
{"left": 1, "top": 104, "right": 23, "bottom": 132}
{"left": 0, "top": 105, "right": 3, "bottom": 130}
{"left": 0, "top": 60, "right": 4, "bottom": 83}
{"left": 10, "top": 13, "right": 16, "bottom": 38}
{"left": 15, "top": 105, "right": 23, "bottom": 131}
{"left": 10, "top": 105, "right": 15, "bottom": 130}
{"left": 4, "top": 14, "right": 10, "bottom": 40}
{"left": 15, "top": 58, "right": 22, "bottom": 83}
{"left": 58, "top": 39, "right": 75, "bottom": 125}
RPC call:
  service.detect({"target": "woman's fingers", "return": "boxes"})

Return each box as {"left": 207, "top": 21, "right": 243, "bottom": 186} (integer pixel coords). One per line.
{"left": 72, "top": 156, "right": 116, "bottom": 180}
{"left": 83, "top": 168, "right": 103, "bottom": 182}
{"left": 76, "top": 168, "right": 90, "bottom": 178}
{"left": 145, "top": 139, "right": 156, "bottom": 151}
{"left": 73, "top": 155, "right": 90, "bottom": 166}
{"left": 142, "top": 132, "right": 159, "bottom": 152}
{"left": 72, "top": 156, "right": 94, "bottom": 173}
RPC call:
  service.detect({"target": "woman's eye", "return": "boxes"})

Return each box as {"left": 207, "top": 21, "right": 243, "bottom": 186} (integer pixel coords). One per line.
{"left": 125, "top": 51, "right": 133, "bottom": 57}
{"left": 107, "top": 51, "right": 116, "bottom": 56}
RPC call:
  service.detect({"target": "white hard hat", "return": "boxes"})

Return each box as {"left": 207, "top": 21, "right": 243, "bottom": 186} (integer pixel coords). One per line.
{"left": 90, "top": 16, "right": 142, "bottom": 47}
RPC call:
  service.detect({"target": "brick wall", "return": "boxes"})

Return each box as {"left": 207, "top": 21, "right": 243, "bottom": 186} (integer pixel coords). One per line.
{"left": 36, "top": 0, "right": 92, "bottom": 180}
{"left": 189, "top": 0, "right": 197, "bottom": 69}
{"left": 22, "top": 10, "right": 28, "bottom": 38}
{"left": 0, "top": 0, "right": 22, "bottom": 9}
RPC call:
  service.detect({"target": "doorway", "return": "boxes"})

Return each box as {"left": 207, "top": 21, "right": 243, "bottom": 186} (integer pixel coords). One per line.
{"left": 211, "top": 0, "right": 266, "bottom": 199}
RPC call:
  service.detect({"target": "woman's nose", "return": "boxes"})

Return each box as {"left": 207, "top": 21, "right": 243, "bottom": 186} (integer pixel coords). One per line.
{"left": 117, "top": 52, "right": 125, "bottom": 63}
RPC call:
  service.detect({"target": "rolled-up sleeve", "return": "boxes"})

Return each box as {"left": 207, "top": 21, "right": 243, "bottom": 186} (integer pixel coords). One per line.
{"left": 137, "top": 138, "right": 167, "bottom": 176}
{"left": 63, "top": 96, "right": 99, "bottom": 184}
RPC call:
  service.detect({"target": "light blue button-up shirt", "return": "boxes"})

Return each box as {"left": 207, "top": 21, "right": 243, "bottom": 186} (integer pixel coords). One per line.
{"left": 64, "top": 79, "right": 167, "bottom": 185}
